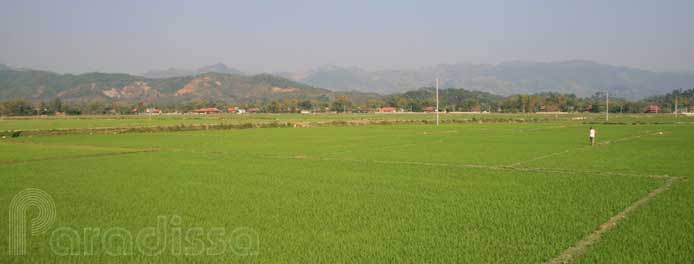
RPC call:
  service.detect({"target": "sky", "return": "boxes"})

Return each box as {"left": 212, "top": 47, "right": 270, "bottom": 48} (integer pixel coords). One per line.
{"left": 1, "top": 0, "right": 693, "bottom": 74}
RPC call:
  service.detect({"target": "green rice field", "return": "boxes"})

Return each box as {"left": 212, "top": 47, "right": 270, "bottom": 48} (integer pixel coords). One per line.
{"left": 1, "top": 113, "right": 693, "bottom": 263}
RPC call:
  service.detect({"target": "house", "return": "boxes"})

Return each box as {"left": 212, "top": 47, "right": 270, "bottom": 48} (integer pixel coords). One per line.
{"left": 246, "top": 108, "right": 259, "bottom": 113}
{"left": 300, "top": 110, "right": 311, "bottom": 114}
{"left": 584, "top": 105, "right": 594, "bottom": 112}
{"left": 423, "top": 106, "right": 436, "bottom": 112}
{"left": 227, "top": 107, "right": 238, "bottom": 113}
{"left": 541, "top": 105, "right": 560, "bottom": 112}
{"left": 193, "top": 107, "right": 221, "bottom": 114}
{"left": 378, "top": 107, "right": 397, "bottom": 113}
{"left": 644, "top": 105, "right": 660, "bottom": 113}
{"left": 145, "top": 108, "right": 161, "bottom": 114}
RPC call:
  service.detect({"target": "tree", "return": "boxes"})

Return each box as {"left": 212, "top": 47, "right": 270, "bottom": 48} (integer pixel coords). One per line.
{"left": 299, "top": 100, "right": 313, "bottom": 110}
{"left": 267, "top": 101, "right": 281, "bottom": 113}
{"left": 0, "top": 99, "right": 34, "bottom": 116}
{"left": 331, "top": 96, "right": 352, "bottom": 113}
{"left": 48, "top": 97, "right": 63, "bottom": 113}
{"left": 366, "top": 99, "right": 385, "bottom": 109}
{"left": 37, "top": 101, "right": 49, "bottom": 115}
{"left": 88, "top": 101, "right": 107, "bottom": 115}
{"left": 282, "top": 99, "right": 299, "bottom": 113}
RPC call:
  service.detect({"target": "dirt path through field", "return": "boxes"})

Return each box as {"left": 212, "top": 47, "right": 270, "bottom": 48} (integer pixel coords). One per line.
{"left": 545, "top": 176, "right": 681, "bottom": 264}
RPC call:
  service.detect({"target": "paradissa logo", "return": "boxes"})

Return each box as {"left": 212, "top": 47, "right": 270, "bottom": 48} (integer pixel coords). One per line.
{"left": 9, "top": 188, "right": 259, "bottom": 256}
{"left": 9, "top": 188, "right": 56, "bottom": 256}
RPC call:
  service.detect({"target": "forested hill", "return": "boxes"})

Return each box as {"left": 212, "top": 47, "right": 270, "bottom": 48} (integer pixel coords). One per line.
{"left": 0, "top": 68, "right": 377, "bottom": 104}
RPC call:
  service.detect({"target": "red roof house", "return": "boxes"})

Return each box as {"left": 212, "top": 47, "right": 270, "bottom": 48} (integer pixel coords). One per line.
{"left": 193, "top": 107, "right": 221, "bottom": 114}
{"left": 423, "top": 106, "right": 436, "bottom": 112}
{"left": 644, "top": 105, "right": 660, "bottom": 113}
{"left": 378, "top": 107, "right": 397, "bottom": 113}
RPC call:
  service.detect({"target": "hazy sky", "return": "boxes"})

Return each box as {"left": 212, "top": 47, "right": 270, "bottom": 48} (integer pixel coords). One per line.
{"left": 1, "top": 0, "right": 693, "bottom": 74}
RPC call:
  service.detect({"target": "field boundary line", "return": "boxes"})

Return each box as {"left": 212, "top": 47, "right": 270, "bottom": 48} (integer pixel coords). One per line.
{"left": 0, "top": 149, "right": 157, "bottom": 165}
{"left": 149, "top": 146, "right": 681, "bottom": 179}
{"left": 276, "top": 155, "right": 678, "bottom": 179}
{"left": 366, "top": 159, "right": 676, "bottom": 179}
{"left": 545, "top": 176, "right": 681, "bottom": 264}
{"left": 516, "top": 124, "right": 584, "bottom": 133}
{"left": 507, "top": 130, "right": 665, "bottom": 167}
{"left": 0, "top": 141, "right": 149, "bottom": 152}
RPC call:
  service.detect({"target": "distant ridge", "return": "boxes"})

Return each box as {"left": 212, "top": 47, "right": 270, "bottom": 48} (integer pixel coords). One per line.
{"left": 3, "top": 60, "right": 693, "bottom": 100}
{"left": 279, "top": 60, "right": 694, "bottom": 99}
{"left": 0, "top": 68, "right": 379, "bottom": 104}
{"left": 142, "top": 63, "right": 243, "bottom": 79}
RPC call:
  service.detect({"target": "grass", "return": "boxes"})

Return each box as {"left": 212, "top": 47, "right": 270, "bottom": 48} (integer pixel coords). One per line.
{"left": 577, "top": 179, "right": 694, "bottom": 263}
{"left": 0, "top": 113, "right": 692, "bottom": 262}
{"left": 2, "top": 112, "right": 686, "bottom": 131}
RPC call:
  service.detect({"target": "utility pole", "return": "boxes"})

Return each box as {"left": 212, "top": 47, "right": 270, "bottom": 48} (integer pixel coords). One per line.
{"left": 675, "top": 95, "right": 679, "bottom": 117}
{"left": 606, "top": 92, "right": 609, "bottom": 121}
{"left": 435, "top": 78, "right": 440, "bottom": 126}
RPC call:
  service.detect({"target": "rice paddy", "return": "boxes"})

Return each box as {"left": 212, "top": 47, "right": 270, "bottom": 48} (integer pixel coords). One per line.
{"left": 1, "top": 113, "right": 692, "bottom": 263}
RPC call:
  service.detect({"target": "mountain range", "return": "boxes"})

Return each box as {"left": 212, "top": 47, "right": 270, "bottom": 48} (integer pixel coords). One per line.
{"left": 1, "top": 60, "right": 693, "bottom": 103}
{"left": 277, "top": 61, "right": 694, "bottom": 99}
{"left": 142, "top": 63, "right": 243, "bottom": 79}
{"left": 0, "top": 67, "right": 372, "bottom": 104}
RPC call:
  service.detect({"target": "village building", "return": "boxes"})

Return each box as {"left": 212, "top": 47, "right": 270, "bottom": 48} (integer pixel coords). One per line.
{"left": 378, "top": 107, "right": 397, "bottom": 113}
{"left": 644, "top": 105, "right": 660, "bottom": 113}
{"left": 540, "top": 105, "right": 560, "bottom": 112}
{"left": 193, "top": 107, "right": 221, "bottom": 114}
{"left": 145, "top": 108, "right": 161, "bottom": 114}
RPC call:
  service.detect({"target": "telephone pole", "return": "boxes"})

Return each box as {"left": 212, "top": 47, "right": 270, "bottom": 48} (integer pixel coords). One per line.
{"left": 605, "top": 92, "right": 609, "bottom": 121}
{"left": 675, "top": 95, "right": 679, "bottom": 117}
{"left": 435, "top": 78, "right": 440, "bottom": 126}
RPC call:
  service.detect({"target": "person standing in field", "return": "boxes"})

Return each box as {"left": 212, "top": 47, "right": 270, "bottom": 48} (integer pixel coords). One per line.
{"left": 589, "top": 127, "right": 596, "bottom": 145}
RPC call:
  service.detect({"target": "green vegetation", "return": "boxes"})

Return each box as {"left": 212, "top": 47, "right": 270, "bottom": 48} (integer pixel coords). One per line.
{"left": 3, "top": 88, "right": 692, "bottom": 115}
{"left": 0, "top": 114, "right": 692, "bottom": 262}
{"left": 577, "top": 178, "right": 694, "bottom": 263}
{"left": 2, "top": 64, "right": 692, "bottom": 115}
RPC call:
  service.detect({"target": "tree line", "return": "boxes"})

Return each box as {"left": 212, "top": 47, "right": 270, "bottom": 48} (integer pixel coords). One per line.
{"left": 1, "top": 88, "right": 692, "bottom": 116}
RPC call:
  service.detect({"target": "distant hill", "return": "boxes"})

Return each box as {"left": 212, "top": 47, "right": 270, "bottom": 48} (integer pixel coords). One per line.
{"left": 142, "top": 63, "right": 243, "bottom": 79}
{"left": 4, "top": 60, "right": 693, "bottom": 102}
{"left": 280, "top": 61, "right": 694, "bottom": 99}
{"left": 0, "top": 68, "right": 379, "bottom": 104}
